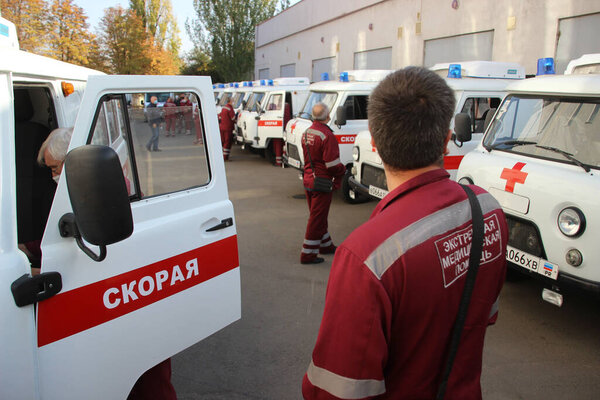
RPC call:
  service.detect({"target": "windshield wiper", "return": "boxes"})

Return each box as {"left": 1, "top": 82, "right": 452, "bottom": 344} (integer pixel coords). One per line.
{"left": 534, "top": 145, "right": 591, "bottom": 173}
{"left": 486, "top": 140, "right": 538, "bottom": 151}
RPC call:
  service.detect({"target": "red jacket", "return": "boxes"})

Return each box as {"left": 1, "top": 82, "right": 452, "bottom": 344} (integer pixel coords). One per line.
{"left": 163, "top": 100, "right": 177, "bottom": 118}
{"left": 303, "top": 169, "right": 507, "bottom": 400}
{"left": 302, "top": 121, "right": 345, "bottom": 190}
{"left": 219, "top": 103, "right": 236, "bottom": 132}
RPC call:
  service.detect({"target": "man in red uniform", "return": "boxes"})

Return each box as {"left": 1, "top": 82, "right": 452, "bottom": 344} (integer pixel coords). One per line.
{"left": 300, "top": 102, "right": 345, "bottom": 264}
{"left": 219, "top": 97, "right": 236, "bottom": 161}
{"left": 303, "top": 67, "right": 507, "bottom": 399}
{"left": 163, "top": 97, "right": 177, "bottom": 137}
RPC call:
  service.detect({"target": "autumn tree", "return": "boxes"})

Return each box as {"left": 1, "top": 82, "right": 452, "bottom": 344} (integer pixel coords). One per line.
{"left": 180, "top": 47, "right": 223, "bottom": 82}
{"left": 187, "top": 0, "right": 278, "bottom": 82}
{"left": 45, "top": 0, "right": 95, "bottom": 65}
{"left": 0, "top": 0, "right": 48, "bottom": 53}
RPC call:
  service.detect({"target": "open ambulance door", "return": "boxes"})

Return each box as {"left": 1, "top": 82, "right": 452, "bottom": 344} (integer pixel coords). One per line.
{"left": 256, "top": 90, "right": 285, "bottom": 146}
{"left": 36, "top": 75, "right": 240, "bottom": 399}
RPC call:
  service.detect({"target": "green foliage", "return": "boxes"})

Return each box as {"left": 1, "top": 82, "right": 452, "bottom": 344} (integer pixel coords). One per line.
{"left": 188, "top": 0, "right": 278, "bottom": 82}
{"left": 180, "top": 47, "right": 223, "bottom": 82}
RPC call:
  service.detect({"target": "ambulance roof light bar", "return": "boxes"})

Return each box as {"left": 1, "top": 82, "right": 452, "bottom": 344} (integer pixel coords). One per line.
{"left": 431, "top": 61, "right": 526, "bottom": 79}
{"left": 272, "top": 77, "right": 309, "bottom": 86}
{"left": 321, "top": 72, "right": 330, "bottom": 81}
{"left": 448, "top": 64, "right": 462, "bottom": 79}
{"left": 217, "top": 83, "right": 225, "bottom": 88}
{"left": 537, "top": 57, "right": 556, "bottom": 76}
{"left": 0, "top": 17, "right": 19, "bottom": 49}
{"left": 243, "top": 81, "right": 253, "bottom": 87}
{"left": 339, "top": 72, "right": 349, "bottom": 82}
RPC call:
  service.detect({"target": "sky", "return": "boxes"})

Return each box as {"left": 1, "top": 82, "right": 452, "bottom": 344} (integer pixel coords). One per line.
{"left": 75, "top": 0, "right": 197, "bottom": 54}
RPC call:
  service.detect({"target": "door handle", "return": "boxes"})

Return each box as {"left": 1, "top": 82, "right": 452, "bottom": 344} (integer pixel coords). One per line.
{"left": 206, "top": 217, "right": 234, "bottom": 232}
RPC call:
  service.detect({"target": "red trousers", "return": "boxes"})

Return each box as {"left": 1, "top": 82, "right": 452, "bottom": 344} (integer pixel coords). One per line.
{"left": 165, "top": 117, "right": 176, "bottom": 134}
{"left": 272, "top": 138, "right": 283, "bottom": 166}
{"left": 220, "top": 128, "right": 233, "bottom": 159}
{"left": 301, "top": 190, "right": 336, "bottom": 263}
{"left": 127, "top": 358, "right": 176, "bottom": 400}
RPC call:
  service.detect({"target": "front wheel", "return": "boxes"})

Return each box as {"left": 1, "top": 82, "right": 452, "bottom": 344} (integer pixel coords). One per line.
{"left": 341, "top": 170, "right": 369, "bottom": 204}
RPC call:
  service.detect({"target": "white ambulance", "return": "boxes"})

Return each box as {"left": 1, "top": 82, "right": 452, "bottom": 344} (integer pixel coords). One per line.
{"left": 0, "top": 17, "right": 240, "bottom": 399}
{"left": 230, "top": 81, "right": 255, "bottom": 115}
{"left": 283, "top": 70, "right": 393, "bottom": 201}
{"left": 238, "top": 77, "right": 310, "bottom": 161}
{"left": 456, "top": 58, "right": 600, "bottom": 306}
{"left": 349, "top": 61, "right": 525, "bottom": 203}
{"left": 234, "top": 80, "right": 263, "bottom": 145}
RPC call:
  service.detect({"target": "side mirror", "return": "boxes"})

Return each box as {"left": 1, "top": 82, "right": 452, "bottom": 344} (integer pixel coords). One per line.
{"left": 454, "top": 113, "right": 472, "bottom": 143}
{"left": 60, "top": 145, "right": 133, "bottom": 262}
{"left": 483, "top": 108, "right": 497, "bottom": 132}
{"left": 335, "top": 106, "right": 347, "bottom": 127}
{"left": 140, "top": 99, "right": 144, "bottom": 106}
{"left": 255, "top": 115, "right": 261, "bottom": 121}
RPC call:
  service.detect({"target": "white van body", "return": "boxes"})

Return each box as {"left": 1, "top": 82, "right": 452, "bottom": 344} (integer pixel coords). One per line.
{"left": 565, "top": 53, "right": 600, "bottom": 75}
{"left": 283, "top": 70, "right": 393, "bottom": 200}
{"left": 349, "top": 61, "right": 525, "bottom": 203}
{"left": 0, "top": 17, "right": 240, "bottom": 399}
{"left": 236, "top": 78, "right": 309, "bottom": 158}
{"left": 457, "top": 73, "right": 600, "bottom": 302}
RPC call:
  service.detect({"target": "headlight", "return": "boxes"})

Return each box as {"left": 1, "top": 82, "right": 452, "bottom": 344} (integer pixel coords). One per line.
{"left": 557, "top": 207, "right": 585, "bottom": 237}
{"left": 352, "top": 146, "right": 360, "bottom": 161}
{"left": 458, "top": 177, "right": 473, "bottom": 185}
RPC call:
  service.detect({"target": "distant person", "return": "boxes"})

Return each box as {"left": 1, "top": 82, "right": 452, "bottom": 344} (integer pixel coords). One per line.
{"left": 302, "top": 67, "right": 508, "bottom": 399}
{"left": 163, "top": 97, "right": 178, "bottom": 137}
{"left": 146, "top": 96, "right": 162, "bottom": 152}
{"left": 299, "top": 102, "right": 345, "bottom": 264}
{"left": 219, "top": 97, "right": 236, "bottom": 161}
{"left": 180, "top": 94, "right": 193, "bottom": 135}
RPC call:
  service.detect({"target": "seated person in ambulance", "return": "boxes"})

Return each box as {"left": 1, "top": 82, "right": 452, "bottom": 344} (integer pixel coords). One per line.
{"left": 19, "top": 127, "right": 73, "bottom": 276}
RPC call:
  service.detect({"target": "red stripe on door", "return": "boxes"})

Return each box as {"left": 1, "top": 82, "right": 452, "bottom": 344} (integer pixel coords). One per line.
{"left": 258, "top": 120, "right": 283, "bottom": 127}
{"left": 336, "top": 134, "right": 356, "bottom": 144}
{"left": 443, "top": 155, "right": 464, "bottom": 170}
{"left": 37, "top": 235, "right": 239, "bottom": 347}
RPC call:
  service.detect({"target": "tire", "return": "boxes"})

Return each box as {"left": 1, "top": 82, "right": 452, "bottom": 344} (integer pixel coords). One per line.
{"left": 341, "top": 170, "right": 369, "bottom": 204}
{"left": 265, "top": 142, "right": 275, "bottom": 164}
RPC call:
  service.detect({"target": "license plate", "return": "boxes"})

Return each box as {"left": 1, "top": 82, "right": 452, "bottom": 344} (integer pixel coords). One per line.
{"left": 368, "top": 185, "right": 388, "bottom": 199}
{"left": 506, "top": 245, "right": 559, "bottom": 280}
{"left": 288, "top": 158, "right": 301, "bottom": 169}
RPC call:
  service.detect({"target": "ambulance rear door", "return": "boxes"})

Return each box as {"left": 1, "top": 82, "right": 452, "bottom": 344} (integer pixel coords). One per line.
{"left": 36, "top": 75, "right": 240, "bottom": 399}
{"left": 256, "top": 90, "right": 285, "bottom": 147}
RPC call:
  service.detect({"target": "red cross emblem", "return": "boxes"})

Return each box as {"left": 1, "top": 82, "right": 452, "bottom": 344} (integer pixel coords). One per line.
{"left": 500, "top": 162, "right": 528, "bottom": 192}
{"left": 290, "top": 121, "right": 298, "bottom": 135}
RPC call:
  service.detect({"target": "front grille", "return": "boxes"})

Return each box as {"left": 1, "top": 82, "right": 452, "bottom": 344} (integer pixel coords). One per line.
{"left": 506, "top": 216, "right": 546, "bottom": 258}
{"left": 361, "top": 164, "right": 387, "bottom": 189}
{"left": 287, "top": 143, "right": 300, "bottom": 160}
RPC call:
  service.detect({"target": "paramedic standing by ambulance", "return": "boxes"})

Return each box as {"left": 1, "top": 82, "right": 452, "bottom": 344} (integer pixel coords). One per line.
{"left": 219, "top": 97, "right": 235, "bottom": 160}
{"left": 300, "top": 102, "right": 345, "bottom": 264}
{"left": 302, "top": 67, "right": 508, "bottom": 399}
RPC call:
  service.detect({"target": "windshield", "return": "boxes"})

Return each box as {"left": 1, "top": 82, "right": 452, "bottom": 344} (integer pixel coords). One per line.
{"left": 298, "top": 91, "right": 338, "bottom": 119}
{"left": 483, "top": 95, "right": 600, "bottom": 169}
{"left": 232, "top": 92, "right": 245, "bottom": 108}
{"left": 246, "top": 92, "right": 265, "bottom": 112}
{"left": 146, "top": 92, "right": 170, "bottom": 103}
{"left": 218, "top": 92, "right": 233, "bottom": 106}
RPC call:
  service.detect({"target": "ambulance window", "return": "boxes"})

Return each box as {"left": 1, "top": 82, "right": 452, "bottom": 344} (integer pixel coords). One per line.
{"left": 267, "top": 94, "right": 283, "bottom": 111}
{"left": 342, "top": 95, "right": 368, "bottom": 120}
{"left": 460, "top": 97, "right": 500, "bottom": 133}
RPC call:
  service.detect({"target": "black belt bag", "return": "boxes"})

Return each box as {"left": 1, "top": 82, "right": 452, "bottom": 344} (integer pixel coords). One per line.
{"left": 304, "top": 131, "right": 333, "bottom": 193}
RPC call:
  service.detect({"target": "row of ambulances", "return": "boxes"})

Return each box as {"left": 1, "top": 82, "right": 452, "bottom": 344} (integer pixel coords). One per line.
{"left": 283, "top": 70, "right": 394, "bottom": 202}
{"left": 348, "top": 61, "right": 526, "bottom": 203}
{"left": 456, "top": 55, "right": 600, "bottom": 306}
{"left": 1, "top": 16, "right": 240, "bottom": 399}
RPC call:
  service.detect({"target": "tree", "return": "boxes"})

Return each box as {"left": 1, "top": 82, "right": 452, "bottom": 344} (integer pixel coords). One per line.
{"left": 45, "top": 0, "right": 95, "bottom": 65}
{"left": 129, "top": 0, "right": 181, "bottom": 57}
{"left": 1, "top": 0, "right": 48, "bottom": 53}
{"left": 188, "top": 0, "right": 278, "bottom": 82}
{"left": 180, "top": 47, "right": 223, "bottom": 82}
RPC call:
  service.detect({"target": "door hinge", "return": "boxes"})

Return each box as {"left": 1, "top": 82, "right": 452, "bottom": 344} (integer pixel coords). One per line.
{"left": 11, "top": 272, "right": 62, "bottom": 307}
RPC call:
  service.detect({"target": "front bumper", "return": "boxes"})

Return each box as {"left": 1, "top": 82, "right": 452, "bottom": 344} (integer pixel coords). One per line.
{"left": 348, "top": 175, "right": 370, "bottom": 197}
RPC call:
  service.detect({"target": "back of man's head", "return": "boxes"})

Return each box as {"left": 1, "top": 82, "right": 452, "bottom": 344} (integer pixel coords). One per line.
{"left": 368, "top": 67, "right": 455, "bottom": 170}
{"left": 312, "top": 102, "right": 329, "bottom": 122}
{"left": 37, "top": 127, "right": 73, "bottom": 166}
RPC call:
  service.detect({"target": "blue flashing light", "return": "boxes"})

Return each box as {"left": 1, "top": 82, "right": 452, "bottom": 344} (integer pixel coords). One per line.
{"left": 217, "top": 83, "right": 225, "bottom": 88}
{"left": 243, "top": 81, "right": 253, "bottom": 87}
{"left": 537, "top": 58, "right": 555, "bottom": 75}
{"left": 233, "top": 82, "right": 239, "bottom": 88}
{"left": 321, "top": 72, "right": 329, "bottom": 81}
{"left": 212, "top": 84, "right": 216, "bottom": 89}
{"left": 448, "top": 64, "right": 462, "bottom": 79}
{"left": 339, "top": 72, "right": 349, "bottom": 82}
{"left": 268, "top": 79, "right": 274, "bottom": 86}
{"left": 260, "top": 79, "right": 267, "bottom": 86}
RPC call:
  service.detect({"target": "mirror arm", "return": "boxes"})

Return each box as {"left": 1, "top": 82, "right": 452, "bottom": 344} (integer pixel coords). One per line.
{"left": 451, "top": 133, "right": 464, "bottom": 148}
{"left": 59, "top": 213, "right": 107, "bottom": 262}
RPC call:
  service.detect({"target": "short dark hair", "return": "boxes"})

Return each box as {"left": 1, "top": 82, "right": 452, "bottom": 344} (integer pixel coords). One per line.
{"left": 367, "top": 67, "right": 455, "bottom": 170}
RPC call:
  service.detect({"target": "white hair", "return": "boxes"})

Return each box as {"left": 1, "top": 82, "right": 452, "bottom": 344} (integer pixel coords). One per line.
{"left": 312, "top": 102, "right": 329, "bottom": 121}
{"left": 37, "top": 127, "right": 74, "bottom": 166}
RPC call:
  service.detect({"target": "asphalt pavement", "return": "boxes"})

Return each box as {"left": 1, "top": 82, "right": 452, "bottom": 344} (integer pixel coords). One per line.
{"left": 171, "top": 144, "right": 600, "bottom": 400}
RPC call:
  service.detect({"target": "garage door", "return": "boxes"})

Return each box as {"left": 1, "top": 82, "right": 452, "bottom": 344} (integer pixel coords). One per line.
{"left": 280, "top": 63, "right": 296, "bottom": 77}
{"left": 556, "top": 13, "right": 600, "bottom": 74}
{"left": 259, "top": 68, "right": 270, "bottom": 79}
{"left": 424, "top": 31, "right": 494, "bottom": 67}
{"left": 312, "top": 57, "right": 335, "bottom": 82}
{"left": 354, "top": 47, "right": 392, "bottom": 70}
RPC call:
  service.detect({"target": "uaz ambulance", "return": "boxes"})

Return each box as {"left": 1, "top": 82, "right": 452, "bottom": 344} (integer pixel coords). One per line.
{"left": 456, "top": 58, "right": 600, "bottom": 306}
{"left": 283, "top": 70, "right": 393, "bottom": 202}
{"left": 0, "top": 17, "right": 240, "bottom": 399}
{"left": 238, "top": 77, "right": 309, "bottom": 162}
{"left": 349, "top": 61, "right": 525, "bottom": 203}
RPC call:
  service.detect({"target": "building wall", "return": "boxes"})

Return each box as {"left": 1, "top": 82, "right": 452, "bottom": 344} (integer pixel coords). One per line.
{"left": 255, "top": 0, "right": 600, "bottom": 79}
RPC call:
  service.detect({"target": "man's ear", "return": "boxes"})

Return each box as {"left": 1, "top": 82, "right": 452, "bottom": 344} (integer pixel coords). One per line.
{"left": 443, "top": 129, "right": 452, "bottom": 155}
